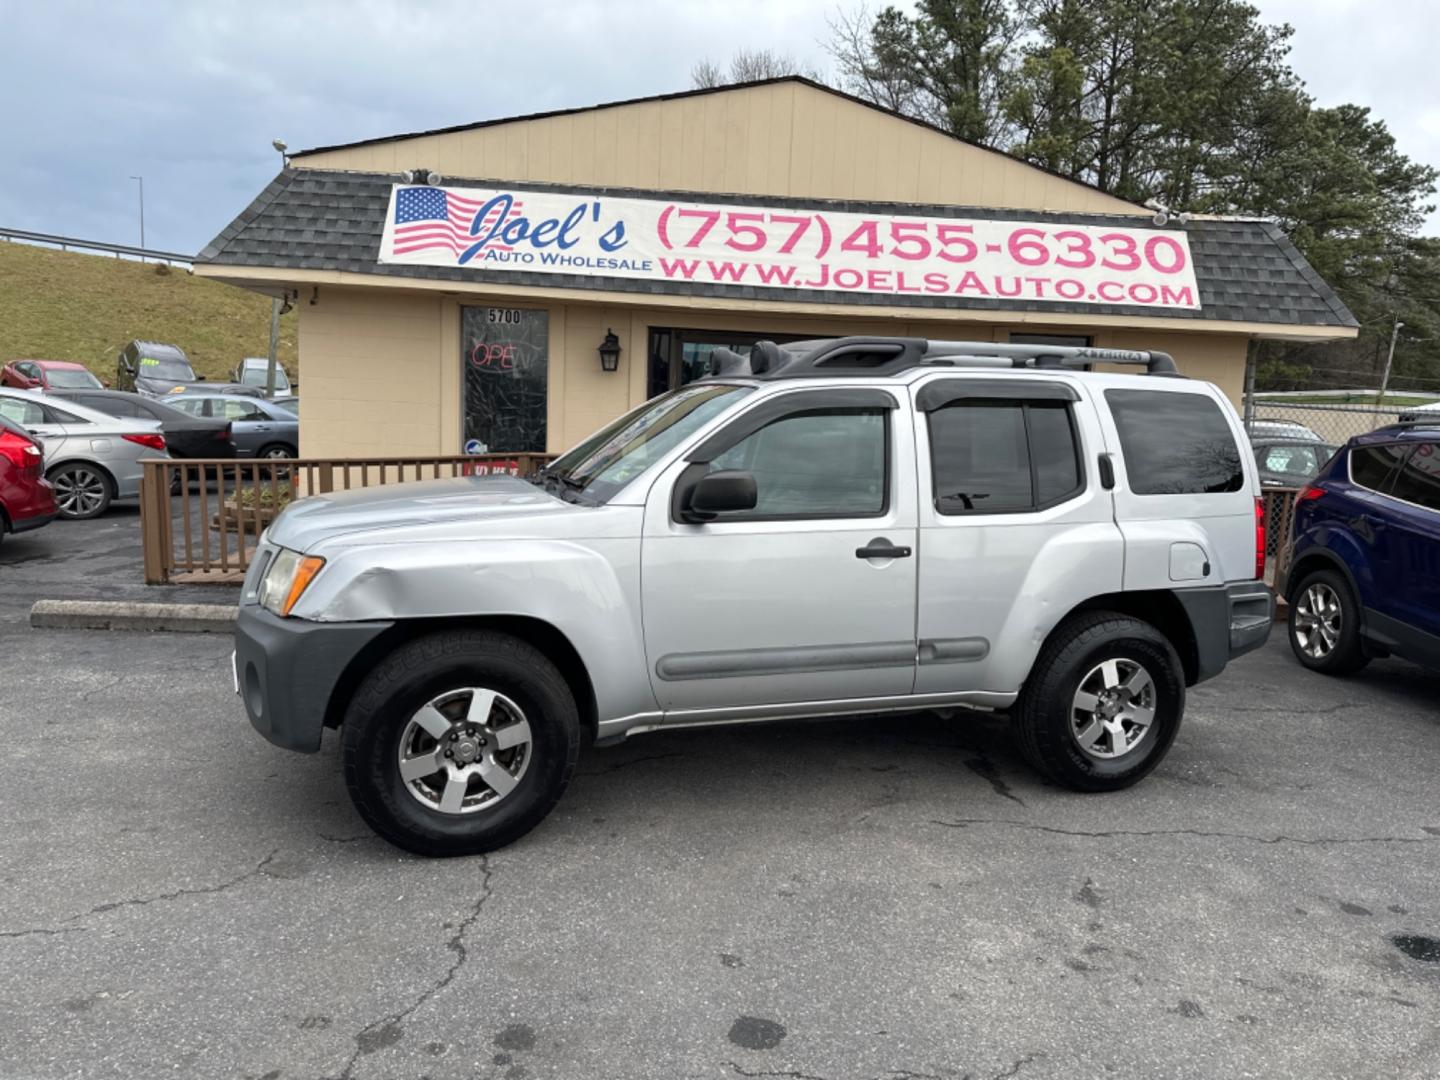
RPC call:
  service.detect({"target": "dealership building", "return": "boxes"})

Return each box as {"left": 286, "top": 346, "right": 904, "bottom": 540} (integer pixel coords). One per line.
{"left": 195, "top": 77, "right": 1357, "bottom": 459}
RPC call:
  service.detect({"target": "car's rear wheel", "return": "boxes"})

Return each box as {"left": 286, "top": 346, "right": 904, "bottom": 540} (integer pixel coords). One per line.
{"left": 342, "top": 630, "right": 580, "bottom": 857}
{"left": 1014, "top": 611, "right": 1185, "bottom": 792}
{"left": 48, "top": 463, "right": 113, "bottom": 519}
{"left": 1288, "top": 569, "right": 1368, "bottom": 675}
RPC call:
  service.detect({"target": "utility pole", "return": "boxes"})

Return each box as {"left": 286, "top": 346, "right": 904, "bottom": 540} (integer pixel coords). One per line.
{"left": 1377, "top": 316, "right": 1404, "bottom": 406}
{"left": 129, "top": 175, "right": 145, "bottom": 258}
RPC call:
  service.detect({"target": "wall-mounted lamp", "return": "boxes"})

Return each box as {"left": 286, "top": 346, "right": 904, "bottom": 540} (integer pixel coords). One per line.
{"left": 400, "top": 168, "right": 443, "bottom": 186}
{"left": 598, "top": 329, "right": 622, "bottom": 372}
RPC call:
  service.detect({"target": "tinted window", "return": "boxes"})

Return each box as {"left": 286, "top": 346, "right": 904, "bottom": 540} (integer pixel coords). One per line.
{"left": 79, "top": 395, "right": 142, "bottom": 418}
{"left": 928, "top": 400, "right": 1082, "bottom": 514}
{"left": 1390, "top": 443, "right": 1440, "bottom": 511}
{"left": 43, "top": 405, "right": 87, "bottom": 424}
{"left": 1105, "top": 390, "right": 1243, "bottom": 495}
{"left": 709, "top": 408, "right": 887, "bottom": 518}
{"left": 1350, "top": 443, "right": 1407, "bottom": 491}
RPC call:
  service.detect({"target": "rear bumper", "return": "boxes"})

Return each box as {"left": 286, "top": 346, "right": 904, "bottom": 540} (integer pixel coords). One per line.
{"left": 234, "top": 605, "right": 392, "bottom": 752}
{"left": 9, "top": 509, "right": 56, "bottom": 534}
{"left": 1175, "top": 581, "right": 1275, "bottom": 684}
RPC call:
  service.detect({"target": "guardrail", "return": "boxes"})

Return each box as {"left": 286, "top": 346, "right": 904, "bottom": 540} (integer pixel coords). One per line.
{"left": 0, "top": 226, "right": 194, "bottom": 265}
{"left": 139, "top": 453, "right": 553, "bottom": 585}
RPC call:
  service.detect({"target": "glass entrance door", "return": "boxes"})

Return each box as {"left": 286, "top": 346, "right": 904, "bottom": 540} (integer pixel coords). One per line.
{"left": 646, "top": 328, "right": 807, "bottom": 398}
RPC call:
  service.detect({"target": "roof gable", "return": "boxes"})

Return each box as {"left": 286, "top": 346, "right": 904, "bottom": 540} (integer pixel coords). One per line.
{"left": 291, "top": 77, "right": 1144, "bottom": 217}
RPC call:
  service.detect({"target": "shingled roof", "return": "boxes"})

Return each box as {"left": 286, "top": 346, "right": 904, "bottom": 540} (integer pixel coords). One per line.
{"left": 198, "top": 169, "right": 1357, "bottom": 331}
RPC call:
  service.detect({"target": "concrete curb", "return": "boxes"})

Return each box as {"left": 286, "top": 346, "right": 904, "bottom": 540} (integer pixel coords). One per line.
{"left": 30, "top": 600, "right": 238, "bottom": 634}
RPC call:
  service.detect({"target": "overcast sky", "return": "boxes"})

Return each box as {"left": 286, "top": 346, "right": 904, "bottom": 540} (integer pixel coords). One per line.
{"left": 3, "top": 0, "right": 1437, "bottom": 254}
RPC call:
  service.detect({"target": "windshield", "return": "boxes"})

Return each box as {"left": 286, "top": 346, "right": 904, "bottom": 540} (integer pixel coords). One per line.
{"left": 45, "top": 368, "right": 102, "bottom": 389}
{"left": 138, "top": 356, "right": 195, "bottom": 381}
{"left": 544, "top": 383, "right": 752, "bottom": 502}
{"left": 241, "top": 365, "right": 290, "bottom": 391}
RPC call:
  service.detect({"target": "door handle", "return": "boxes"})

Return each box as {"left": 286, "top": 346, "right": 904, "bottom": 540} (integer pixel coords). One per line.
{"left": 856, "top": 538, "right": 912, "bottom": 560}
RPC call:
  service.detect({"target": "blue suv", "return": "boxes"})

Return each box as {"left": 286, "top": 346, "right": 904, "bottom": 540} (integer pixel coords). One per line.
{"left": 1283, "top": 420, "right": 1440, "bottom": 674}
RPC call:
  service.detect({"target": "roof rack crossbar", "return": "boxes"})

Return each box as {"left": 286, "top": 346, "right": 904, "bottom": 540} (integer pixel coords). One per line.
{"left": 922, "top": 340, "right": 1177, "bottom": 374}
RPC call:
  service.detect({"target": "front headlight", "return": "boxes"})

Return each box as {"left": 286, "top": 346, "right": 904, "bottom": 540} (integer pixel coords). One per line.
{"left": 258, "top": 547, "right": 325, "bottom": 617}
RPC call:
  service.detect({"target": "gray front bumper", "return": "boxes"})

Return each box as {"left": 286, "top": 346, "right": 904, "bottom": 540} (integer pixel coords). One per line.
{"left": 1175, "top": 582, "right": 1275, "bottom": 685}
{"left": 234, "top": 605, "right": 392, "bottom": 752}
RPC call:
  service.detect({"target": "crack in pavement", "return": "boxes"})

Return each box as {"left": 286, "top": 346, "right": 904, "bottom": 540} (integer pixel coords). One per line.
{"left": 0, "top": 850, "right": 281, "bottom": 939}
{"left": 723, "top": 1063, "right": 831, "bottom": 1080}
{"left": 930, "top": 817, "right": 1433, "bottom": 847}
{"left": 335, "top": 855, "right": 493, "bottom": 1080}
{"left": 0, "top": 926, "right": 86, "bottom": 940}
{"left": 962, "top": 754, "right": 1025, "bottom": 806}
{"left": 991, "top": 1053, "right": 1041, "bottom": 1080}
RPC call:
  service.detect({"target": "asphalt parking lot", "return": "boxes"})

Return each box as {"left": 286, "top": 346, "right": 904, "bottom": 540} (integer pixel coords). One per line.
{"left": 2, "top": 517, "right": 1438, "bottom": 1079}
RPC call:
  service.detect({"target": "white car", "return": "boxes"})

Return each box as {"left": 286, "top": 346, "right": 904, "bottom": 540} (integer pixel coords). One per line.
{"left": 232, "top": 337, "right": 1273, "bottom": 856}
{"left": 0, "top": 388, "right": 169, "bottom": 518}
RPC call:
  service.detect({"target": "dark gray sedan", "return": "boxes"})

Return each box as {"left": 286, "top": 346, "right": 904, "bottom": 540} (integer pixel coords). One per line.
{"left": 166, "top": 394, "right": 299, "bottom": 458}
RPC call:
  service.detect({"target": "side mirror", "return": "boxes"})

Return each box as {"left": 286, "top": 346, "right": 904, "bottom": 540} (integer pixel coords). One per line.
{"left": 684, "top": 469, "right": 757, "bottom": 522}
{"left": 196, "top": 374, "right": 207, "bottom": 382}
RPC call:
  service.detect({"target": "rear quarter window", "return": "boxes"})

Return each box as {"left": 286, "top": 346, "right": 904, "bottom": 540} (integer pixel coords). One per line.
{"left": 1105, "top": 389, "right": 1244, "bottom": 495}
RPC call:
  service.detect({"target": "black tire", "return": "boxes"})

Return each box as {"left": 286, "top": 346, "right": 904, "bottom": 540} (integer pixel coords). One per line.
{"left": 47, "top": 463, "right": 113, "bottom": 519}
{"left": 342, "top": 630, "right": 581, "bottom": 857}
{"left": 256, "top": 443, "right": 294, "bottom": 460}
{"left": 1014, "top": 611, "right": 1185, "bottom": 792}
{"left": 1288, "top": 568, "right": 1369, "bottom": 675}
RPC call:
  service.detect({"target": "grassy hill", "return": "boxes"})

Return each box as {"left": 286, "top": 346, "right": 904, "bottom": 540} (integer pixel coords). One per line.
{"left": 0, "top": 242, "right": 297, "bottom": 382}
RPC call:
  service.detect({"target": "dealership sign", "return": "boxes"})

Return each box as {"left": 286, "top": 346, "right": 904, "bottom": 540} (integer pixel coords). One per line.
{"left": 379, "top": 184, "right": 1201, "bottom": 310}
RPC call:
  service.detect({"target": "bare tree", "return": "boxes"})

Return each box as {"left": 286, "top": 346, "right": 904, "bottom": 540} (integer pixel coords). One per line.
{"left": 826, "top": 5, "right": 919, "bottom": 114}
{"left": 691, "top": 48, "right": 822, "bottom": 89}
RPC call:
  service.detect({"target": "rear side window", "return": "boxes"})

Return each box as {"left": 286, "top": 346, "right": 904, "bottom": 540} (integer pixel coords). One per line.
{"left": 1349, "top": 443, "right": 1407, "bottom": 492}
{"left": 1389, "top": 443, "right": 1440, "bottom": 511}
{"left": 928, "top": 400, "right": 1082, "bottom": 514}
{"left": 1105, "top": 390, "right": 1243, "bottom": 495}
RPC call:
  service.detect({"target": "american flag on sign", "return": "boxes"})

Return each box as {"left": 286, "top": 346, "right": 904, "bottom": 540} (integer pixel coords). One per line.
{"left": 391, "top": 188, "right": 524, "bottom": 257}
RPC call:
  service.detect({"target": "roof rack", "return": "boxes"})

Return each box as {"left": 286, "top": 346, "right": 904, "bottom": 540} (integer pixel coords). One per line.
{"left": 705, "top": 336, "right": 1178, "bottom": 380}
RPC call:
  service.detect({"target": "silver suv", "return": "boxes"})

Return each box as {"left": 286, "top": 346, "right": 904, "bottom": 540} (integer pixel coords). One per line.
{"left": 233, "top": 337, "right": 1273, "bottom": 856}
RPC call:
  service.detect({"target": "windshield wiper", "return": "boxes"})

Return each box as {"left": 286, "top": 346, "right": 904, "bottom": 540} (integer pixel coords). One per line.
{"left": 534, "top": 468, "right": 594, "bottom": 505}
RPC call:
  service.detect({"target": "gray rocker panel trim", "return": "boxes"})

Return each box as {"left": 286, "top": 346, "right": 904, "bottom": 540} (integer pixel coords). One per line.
{"left": 917, "top": 637, "right": 991, "bottom": 664}
{"left": 655, "top": 641, "right": 915, "bottom": 681}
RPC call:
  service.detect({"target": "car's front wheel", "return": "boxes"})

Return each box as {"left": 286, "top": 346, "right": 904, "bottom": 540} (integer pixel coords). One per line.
{"left": 1014, "top": 611, "right": 1185, "bottom": 792}
{"left": 1288, "top": 568, "right": 1369, "bottom": 675}
{"left": 342, "top": 630, "right": 581, "bottom": 856}
{"left": 48, "top": 463, "right": 113, "bottom": 519}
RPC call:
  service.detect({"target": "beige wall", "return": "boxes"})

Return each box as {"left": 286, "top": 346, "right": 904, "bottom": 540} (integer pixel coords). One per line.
{"left": 293, "top": 81, "right": 1142, "bottom": 217}
{"left": 295, "top": 284, "right": 1249, "bottom": 459}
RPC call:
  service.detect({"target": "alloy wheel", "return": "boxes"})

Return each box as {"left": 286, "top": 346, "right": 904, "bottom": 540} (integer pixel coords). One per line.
{"left": 1070, "top": 658, "right": 1157, "bottom": 760}
{"left": 1294, "top": 582, "right": 1342, "bottom": 659}
{"left": 396, "top": 687, "right": 533, "bottom": 814}
{"left": 52, "top": 467, "right": 107, "bottom": 517}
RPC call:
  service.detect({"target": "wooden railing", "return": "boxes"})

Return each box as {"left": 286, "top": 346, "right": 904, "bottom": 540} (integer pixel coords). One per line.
{"left": 140, "top": 453, "right": 552, "bottom": 585}
{"left": 1261, "top": 487, "right": 1301, "bottom": 590}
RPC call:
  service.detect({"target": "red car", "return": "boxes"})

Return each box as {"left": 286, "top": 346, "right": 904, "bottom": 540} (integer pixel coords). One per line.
{"left": 0, "top": 415, "right": 57, "bottom": 546}
{"left": 1, "top": 359, "right": 105, "bottom": 391}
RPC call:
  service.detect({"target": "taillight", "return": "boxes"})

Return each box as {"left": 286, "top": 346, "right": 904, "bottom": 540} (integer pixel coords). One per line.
{"left": 1254, "top": 497, "right": 1266, "bottom": 581}
{"left": 1298, "top": 485, "right": 1325, "bottom": 502}
{"left": 123, "top": 433, "right": 167, "bottom": 452}
{"left": 0, "top": 428, "right": 41, "bottom": 468}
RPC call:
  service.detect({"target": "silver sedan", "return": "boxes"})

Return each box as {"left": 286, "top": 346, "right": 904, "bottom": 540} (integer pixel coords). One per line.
{"left": 165, "top": 393, "right": 299, "bottom": 458}
{"left": 0, "top": 388, "right": 171, "bottom": 518}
